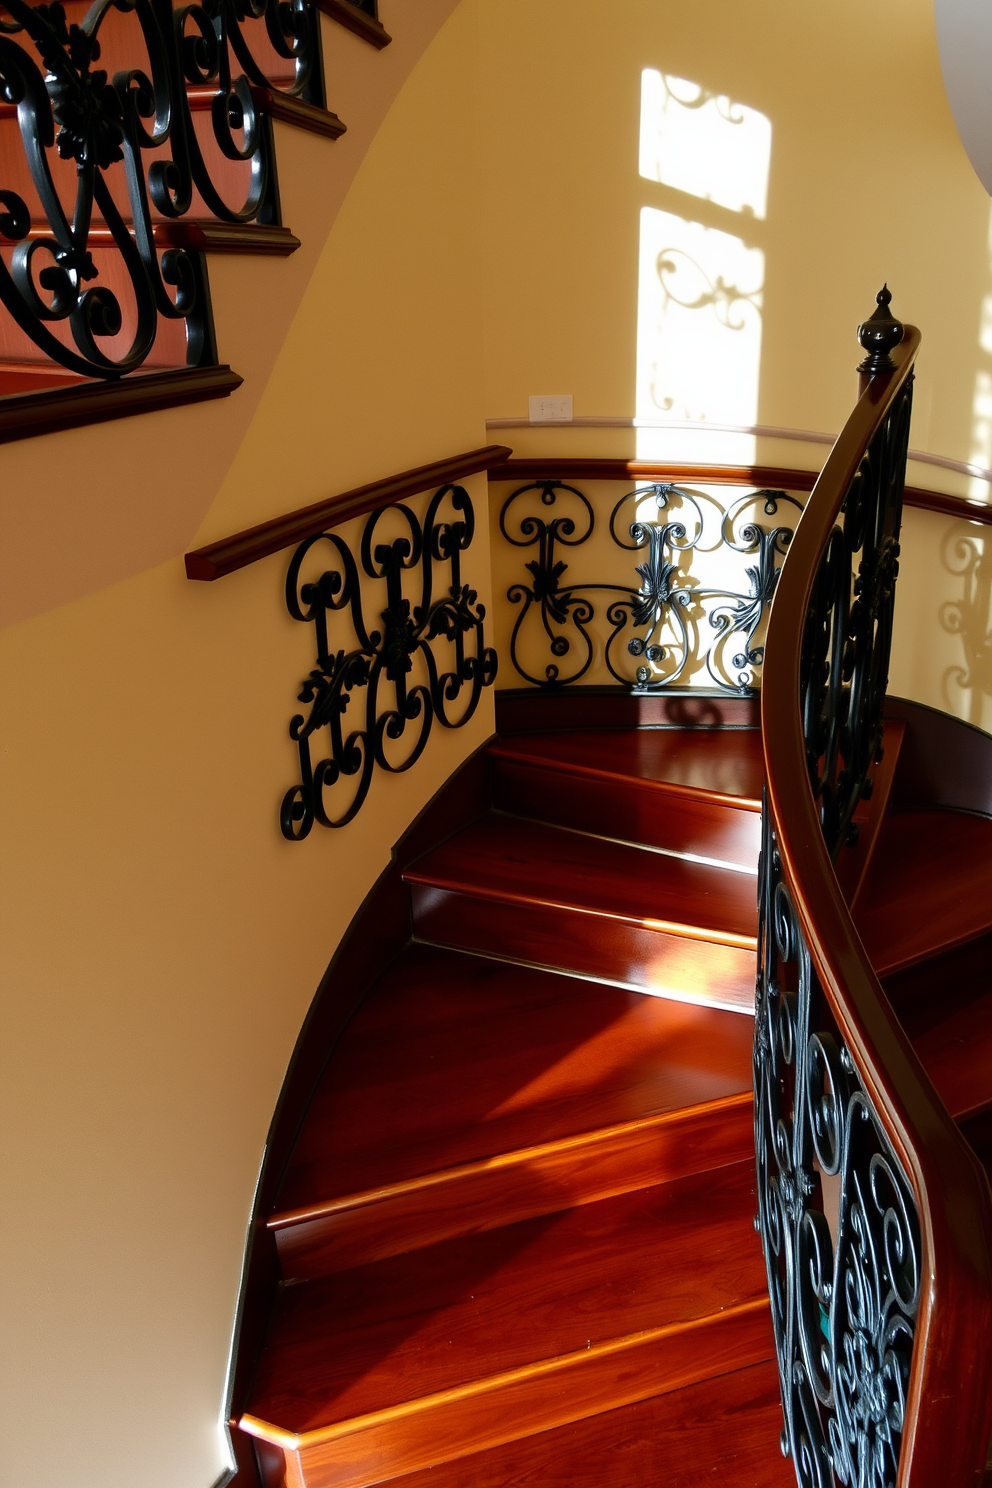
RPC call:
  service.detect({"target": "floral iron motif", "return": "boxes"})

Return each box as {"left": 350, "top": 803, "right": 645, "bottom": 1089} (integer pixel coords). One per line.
{"left": 280, "top": 483, "right": 497, "bottom": 840}
{"left": 755, "top": 291, "right": 921, "bottom": 1488}
{"left": 754, "top": 809, "right": 920, "bottom": 1488}
{"left": 499, "top": 479, "right": 802, "bottom": 692}
{"left": 0, "top": 0, "right": 326, "bottom": 377}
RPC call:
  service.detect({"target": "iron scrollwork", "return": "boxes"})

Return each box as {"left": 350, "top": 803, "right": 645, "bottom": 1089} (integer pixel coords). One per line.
{"left": 754, "top": 290, "right": 921, "bottom": 1487}
{"left": 754, "top": 812, "right": 920, "bottom": 1488}
{"left": 280, "top": 483, "right": 497, "bottom": 840}
{"left": 802, "top": 290, "right": 914, "bottom": 858}
{"left": 0, "top": 0, "right": 324, "bottom": 377}
{"left": 499, "top": 478, "right": 802, "bottom": 692}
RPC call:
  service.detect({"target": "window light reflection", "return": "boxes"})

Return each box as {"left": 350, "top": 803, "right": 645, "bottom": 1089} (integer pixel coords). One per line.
{"left": 639, "top": 70, "right": 771, "bottom": 220}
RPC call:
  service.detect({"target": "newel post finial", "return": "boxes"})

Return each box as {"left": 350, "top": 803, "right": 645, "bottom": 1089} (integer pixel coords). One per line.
{"left": 857, "top": 285, "right": 904, "bottom": 375}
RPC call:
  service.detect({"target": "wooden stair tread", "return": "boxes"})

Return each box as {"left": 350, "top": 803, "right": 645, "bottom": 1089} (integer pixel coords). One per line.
{"left": 390, "top": 1358, "right": 793, "bottom": 1488}
{"left": 489, "top": 728, "right": 764, "bottom": 807}
{"left": 274, "top": 944, "right": 754, "bottom": 1217}
{"left": 247, "top": 1161, "right": 766, "bottom": 1436}
{"left": 855, "top": 810, "right": 992, "bottom": 974}
{"left": 912, "top": 994, "right": 992, "bottom": 1124}
{"left": 404, "top": 814, "right": 758, "bottom": 948}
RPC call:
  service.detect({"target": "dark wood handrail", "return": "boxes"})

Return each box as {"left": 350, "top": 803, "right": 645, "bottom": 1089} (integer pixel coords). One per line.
{"left": 185, "top": 445, "right": 513, "bottom": 581}
{"left": 486, "top": 456, "right": 992, "bottom": 527}
{"left": 761, "top": 328, "right": 992, "bottom": 1484}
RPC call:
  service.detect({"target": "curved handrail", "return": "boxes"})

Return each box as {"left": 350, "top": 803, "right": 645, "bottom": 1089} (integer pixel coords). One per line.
{"left": 760, "top": 316, "right": 992, "bottom": 1483}
{"left": 184, "top": 444, "right": 513, "bottom": 580}
{"left": 486, "top": 457, "right": 992, "bottom": 527}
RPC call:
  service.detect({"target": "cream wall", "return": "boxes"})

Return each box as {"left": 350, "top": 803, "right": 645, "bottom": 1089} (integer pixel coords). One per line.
{"left": 2, "top": 6, "right": 992, "bottom": 1488}
{"left": 476, "top": 0, "right": 992, "bottom": 728}
{"left": 0, "top": 6, "right": 490, "bottom": 1486}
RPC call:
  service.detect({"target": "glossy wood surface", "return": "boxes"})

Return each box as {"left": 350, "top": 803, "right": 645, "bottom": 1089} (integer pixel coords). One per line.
{"left": 406, "top": 815, "right": 758, "bottom": 946}
{"left": 273, "top": 1093, "right": 753, "bottom": 1282}
{"left": 833, "top": 721, "right": 905, "bottom": 906}
{"left": 253, "top": 1162, "right": 766, "bottom": 1427}
{"left": 275, "top": 944, "right": 754, "bottom": 1208}
{"left": 0, "top": 364, "right": 242, "bottom": 444}
{"left": 184, "top": 444, "right": 512, "bottom": 580}
{"left": 886, "top": 696, "right": 992, "bottom": 818}
{"left": 318, "top": 0, "right": 392, "bottom": 47}
{"left": 760, "top": 321, "right": 992, "bottom": 1486}
{"left": 486, "top": 457, "right": 992, "bottom": 526}
{"left": 855, "top": 809, "right": 992, "bottom": 974}
{"left": 392, "top": 1359, "right": 793, "bottom": 1488}
{"left": 405, "top": 814, "right": 757, "bottom": 1008}
{"left": 492, "top": 728, "right": 765, "bottom": 805}
{"left": 412, "top": 884, "right": 757, "bottom": 1010}
{"left": 244, "top": 1298, "right": 774, "bottom": 1488}
{"left": 495, "top": 685, "right": 761, "bottom": 735}
{"left": 491, "top": 727, "right": 763, "bottom": 866}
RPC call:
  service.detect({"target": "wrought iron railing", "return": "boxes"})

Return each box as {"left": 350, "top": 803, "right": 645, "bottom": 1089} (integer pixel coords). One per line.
{"left": 185, "top": 445, "right": 510, "bottom": 839}
{"left": 0, "top": 0, "right": 349, "bottom": 380}
{"left": 494, "top": 466, "right": 805, "bottom": 693}
{"left": 280, "top": 484, "right": 497, "bottom": 839}
{"left": 756, "top": 290, "right": 992, "bottom": 1487}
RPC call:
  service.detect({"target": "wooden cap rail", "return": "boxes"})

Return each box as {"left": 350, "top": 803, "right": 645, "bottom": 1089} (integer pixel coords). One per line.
{"left": 761, "top": 327, "right": 992, "bottom": 1484}
{"left": 486, "top": 457, "right": 992, "bottom": 526}
{"left": 185, "top": 446, "right": 513, "bottom": 581}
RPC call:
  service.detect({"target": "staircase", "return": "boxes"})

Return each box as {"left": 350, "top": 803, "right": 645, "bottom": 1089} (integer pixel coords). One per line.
{"left": 235, "top": 695, "right": 992, "bottom": 1487}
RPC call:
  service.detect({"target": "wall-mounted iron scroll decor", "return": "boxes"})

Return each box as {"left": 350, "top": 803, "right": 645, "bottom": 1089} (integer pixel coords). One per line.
{"left": 280, "top": 483, "right": 497, "bottom": 840}
{"left": 498, "top": 480, "right": 804, "bottom": 692}
{"left": 0, "top": 0, "right": 325, "bottom": 377}
{"left": 753, "top": 809, "right": 920, "bottom": 1488}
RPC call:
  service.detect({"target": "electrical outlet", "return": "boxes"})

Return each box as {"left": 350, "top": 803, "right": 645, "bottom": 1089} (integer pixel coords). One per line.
{"left": 528, "top": 394, "right": 573, "bottom": 424}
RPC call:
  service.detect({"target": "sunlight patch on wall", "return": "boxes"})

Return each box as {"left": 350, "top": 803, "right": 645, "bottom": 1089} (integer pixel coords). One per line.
{"left": 636, "top": 210, "right": 764, "bottom": 461}
{"left": 639, "top": 70, "right": 771, "bottom": 219}
{"left": 635, "top": 71, "right": 771, "bottom": 465}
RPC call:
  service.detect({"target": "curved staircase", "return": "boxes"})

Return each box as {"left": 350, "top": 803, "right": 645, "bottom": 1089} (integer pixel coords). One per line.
{"left": 237, "top": 696, "right": 992, "bottom": 1488}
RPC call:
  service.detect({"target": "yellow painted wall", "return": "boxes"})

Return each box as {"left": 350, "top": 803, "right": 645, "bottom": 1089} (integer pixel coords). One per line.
{"left": 2, "top": 5, "right": 991, "bottom": 1488}
{"left": 0, "top": 5, "right": 490, "bottom": 1485}
{"left": 476, "top": 0, "right": 992, "bottom": 727}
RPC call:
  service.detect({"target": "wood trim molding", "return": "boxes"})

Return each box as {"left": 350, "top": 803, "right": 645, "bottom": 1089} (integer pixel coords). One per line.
{"left": 486, "top": 458, "right": 992, "bottom": 527}
{"left": 152, "top": 221, "right": 301, "bottom": 255}
{"left": 185, "top": 444, "right": 514, "bottom": 580}
{"left": 0, "top": 364, "right": 243, "bottom": 444}
{"left": 317, "top": 0, "right": 392, "bottom": 48}
{"left": 249, "top": 86, "right": 347, "bottom": 139}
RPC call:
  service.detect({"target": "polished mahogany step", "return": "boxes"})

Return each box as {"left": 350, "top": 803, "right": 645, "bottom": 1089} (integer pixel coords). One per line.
{"left": 269, "top": 945, "right": 754, "bottom": 1279}
{"left": 856, "top": 809, "right": 992, "bottom": 975}
{"left": 884, "top": 932, "right": 992, "bottom": 1127}
{"left": 489, "top": 727, "right": 763, "bottom": 868}
{"left": 391, "top": 1358, "right": 793, "bottom": 1488}
{"left": 405, "top": 814, "right": 758, "bottom": 1011}
{"left": 242, "top": 1162, "right": 773, "bottom": 1488}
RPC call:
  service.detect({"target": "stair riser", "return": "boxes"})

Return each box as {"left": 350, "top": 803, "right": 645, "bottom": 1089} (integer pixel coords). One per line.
{"left": 411, "top": 886, "right": 757, "bottom": 1013}
{"left": 272, "top": 1097, "right": 754, "bottom": 1282}
{"left": 389, "top": 1360, "right": 793, "bottom": 1488}
{"left": 242, "top": 1299, "right": 775, "bottom": 1488}
{"left": 492, "top": 758, "right": 762, "bottom": 868}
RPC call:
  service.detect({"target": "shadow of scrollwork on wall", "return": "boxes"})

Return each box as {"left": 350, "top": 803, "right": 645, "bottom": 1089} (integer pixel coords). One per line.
{"left": 940, "top": 524, "right": 992, "bottom": 728}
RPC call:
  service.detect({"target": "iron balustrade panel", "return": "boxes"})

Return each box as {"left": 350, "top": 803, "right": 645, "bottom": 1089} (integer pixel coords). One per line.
{"left": 753, "top": 807, "right": 920, "bottom": 1488}
{"left": 0, "top": 0, "right": 324, "bottom": 378}
{"left": 755, "top": 291, "right": 923, "bottom": 1488}
{"left": 280, "top": 482, "right": 498, "bottom": 840}
{"left": 497, "top": 477, "right": 804, "bottom": 693}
